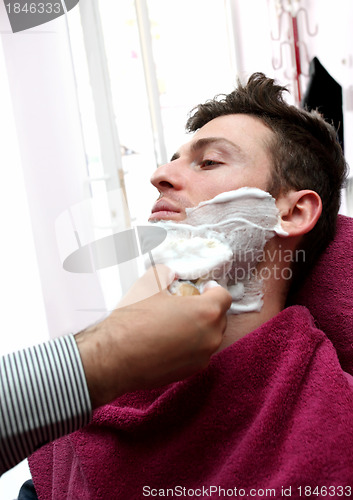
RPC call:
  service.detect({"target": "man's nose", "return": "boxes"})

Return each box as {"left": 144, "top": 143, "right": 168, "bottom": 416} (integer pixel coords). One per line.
{"left": 150, "top": 161, "right": 184, "bottom": 192}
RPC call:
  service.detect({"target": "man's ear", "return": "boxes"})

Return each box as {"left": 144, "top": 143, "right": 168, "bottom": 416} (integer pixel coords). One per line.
{"left": 276, "top": 190, "right": 322, "bottom": 237}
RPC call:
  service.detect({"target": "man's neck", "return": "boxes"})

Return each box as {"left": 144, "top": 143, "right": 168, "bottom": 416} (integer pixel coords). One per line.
{"left": 217, "top": 285, "right": 286, "bottom": 352}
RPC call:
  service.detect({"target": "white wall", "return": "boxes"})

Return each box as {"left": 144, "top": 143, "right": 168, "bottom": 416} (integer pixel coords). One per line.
{"left": 0, "top": 3, "right": 106, "bottom": 341}
{"left": 231, "top": 0, "right": 353, "bottom": 212}
{"left": 0, "top": 16, "right": 48, "bottom": 500}
{"left": 302, "top": 0, "right": 353, "bottom": 177}
{"left": 0, "top": 5, "right": 106, "bottom": 498}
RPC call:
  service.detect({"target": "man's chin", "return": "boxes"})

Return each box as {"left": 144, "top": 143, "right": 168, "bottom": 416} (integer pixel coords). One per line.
{"left": 149, "top": 212, "right": 184, "bottom": 222}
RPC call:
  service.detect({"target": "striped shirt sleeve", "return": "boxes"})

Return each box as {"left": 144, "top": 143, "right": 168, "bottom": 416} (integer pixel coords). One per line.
{"left": 0, "top": 334, "right": 92, "bottom": 476}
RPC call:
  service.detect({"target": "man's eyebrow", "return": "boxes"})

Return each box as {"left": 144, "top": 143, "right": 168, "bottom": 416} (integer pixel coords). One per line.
{"left": 190, "top": 137, "right": 245, "bottom": 156}
{"left": 170, "top": 137, "right": 245, "bottom": 163}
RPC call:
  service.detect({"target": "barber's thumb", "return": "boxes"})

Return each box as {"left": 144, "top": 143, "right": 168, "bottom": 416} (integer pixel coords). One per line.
{"left": 201, "top": 281, "right": 232, "bottom": 311}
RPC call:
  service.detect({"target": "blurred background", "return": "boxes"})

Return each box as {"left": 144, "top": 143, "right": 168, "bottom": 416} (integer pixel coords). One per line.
{"left": 1, "top": 0, "right": 353, "bottom": 496}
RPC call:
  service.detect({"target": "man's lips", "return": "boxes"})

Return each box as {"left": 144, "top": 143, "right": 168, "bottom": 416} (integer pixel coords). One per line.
{"left": 149, "top": 200, "right": 181, "bottom": 221}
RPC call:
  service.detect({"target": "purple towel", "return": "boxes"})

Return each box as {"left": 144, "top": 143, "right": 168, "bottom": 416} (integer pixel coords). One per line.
{"left": 29, "top": 306, "right": 353, "bottom": 498}
{"left": 292, "top": 214, "right": 353, "bottom": 374}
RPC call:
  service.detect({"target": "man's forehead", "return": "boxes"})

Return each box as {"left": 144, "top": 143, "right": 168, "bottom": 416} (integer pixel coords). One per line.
{"left": 174, "top": 136, "right": 244, "bottom": 158}
{"left": 173, "top": 114, "right": 272, "bottom": 161}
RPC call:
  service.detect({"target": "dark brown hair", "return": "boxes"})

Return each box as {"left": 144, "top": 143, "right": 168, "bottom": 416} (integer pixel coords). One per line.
{"left": 186, "top": 73, "right": 348, "bottom": 293}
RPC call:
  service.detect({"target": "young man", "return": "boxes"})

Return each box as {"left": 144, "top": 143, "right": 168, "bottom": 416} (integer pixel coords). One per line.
{"left": 28, "top": 74, "right": 353, "bottom": 497}
{"left": 148, "top": 72, "right": 346, "bottom": 348}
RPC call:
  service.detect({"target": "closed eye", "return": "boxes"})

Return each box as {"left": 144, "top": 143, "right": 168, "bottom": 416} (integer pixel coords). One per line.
{"left": 200, "top": 159, "right": 223, "bottom": 168}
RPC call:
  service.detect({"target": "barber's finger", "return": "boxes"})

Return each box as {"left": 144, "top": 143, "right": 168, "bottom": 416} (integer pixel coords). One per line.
{"left": 118, "top": 265, "right": 175, "bottom": 308}
{"left": 200, "top": 280, "right": 219, "bottom": 293}
{"left": 199, "top": 284, "right": 232, "bottom": 313}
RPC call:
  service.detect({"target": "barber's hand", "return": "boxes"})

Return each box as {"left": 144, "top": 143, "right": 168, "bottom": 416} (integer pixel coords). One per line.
{"left": 75, "top": 266, "right": 232, "bottom": 409}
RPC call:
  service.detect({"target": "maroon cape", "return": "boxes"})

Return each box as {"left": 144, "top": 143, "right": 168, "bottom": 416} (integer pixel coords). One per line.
{"left": 29, "top": 306, "right": 353, "bottom": 499}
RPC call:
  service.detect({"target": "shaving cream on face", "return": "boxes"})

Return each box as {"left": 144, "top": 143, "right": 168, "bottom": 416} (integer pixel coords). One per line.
{"left": 149, "top": 187, "right": 287, "bottom": 314}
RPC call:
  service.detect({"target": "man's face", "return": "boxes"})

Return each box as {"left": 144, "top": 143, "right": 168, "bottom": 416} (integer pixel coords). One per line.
{"left": 149, "top": 114, "right": 274, "bottom": 222}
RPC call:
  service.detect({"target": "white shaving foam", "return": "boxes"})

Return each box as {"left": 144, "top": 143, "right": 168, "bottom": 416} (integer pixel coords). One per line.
{"left": 149, "top": 187, "right": 287, "bottom": 314}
